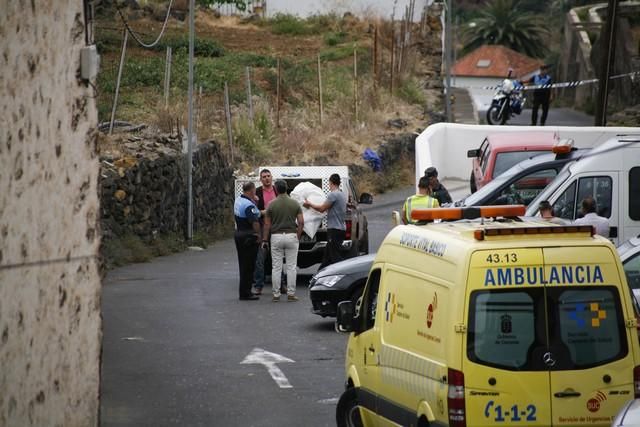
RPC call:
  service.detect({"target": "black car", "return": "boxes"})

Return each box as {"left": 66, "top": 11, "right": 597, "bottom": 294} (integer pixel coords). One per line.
{"left": 309, "top": 253, "right": 375, "bottom": 317}
{"left": 451, "top": 148, "right": 584, "bottom": 208}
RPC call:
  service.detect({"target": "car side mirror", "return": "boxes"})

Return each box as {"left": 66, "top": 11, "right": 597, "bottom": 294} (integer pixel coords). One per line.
{"left": 359, "top": 193, "right": 373, "bottom": 204}
{"left": 336, "top": 301, "right": 356, "bottom": 333}
{"left": 467, "top": 149, "right": 480, "bottom": 158}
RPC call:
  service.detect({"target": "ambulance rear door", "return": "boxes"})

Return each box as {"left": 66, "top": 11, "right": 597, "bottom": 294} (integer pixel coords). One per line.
{"left": 464, "top": 248, "right": 552, "bottom": 427}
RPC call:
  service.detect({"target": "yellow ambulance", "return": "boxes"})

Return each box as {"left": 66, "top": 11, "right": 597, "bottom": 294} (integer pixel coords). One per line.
{"left": 335, "top": 205, "right": 640, "bottom": 427}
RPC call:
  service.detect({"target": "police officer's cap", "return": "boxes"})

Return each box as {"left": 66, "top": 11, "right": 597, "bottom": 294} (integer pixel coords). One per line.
{"left": 424, "top": 167, "right": 438, "bottom": 178}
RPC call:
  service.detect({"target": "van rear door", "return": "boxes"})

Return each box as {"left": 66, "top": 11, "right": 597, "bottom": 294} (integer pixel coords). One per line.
{"left": 543, "top": 246, "right": 635, "bottom": 426}
{"left": 464, "top": 248, "right": 552, "bottom": 426}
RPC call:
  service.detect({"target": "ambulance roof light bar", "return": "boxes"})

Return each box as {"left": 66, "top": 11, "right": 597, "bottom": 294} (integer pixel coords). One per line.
{"left": 411, "top": 205, "right": 526, "bottom": 222}
{"left": 474, "top": 225, "right": 595, "bottom": 240}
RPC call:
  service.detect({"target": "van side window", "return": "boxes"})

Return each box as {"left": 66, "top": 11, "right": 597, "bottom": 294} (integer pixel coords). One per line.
{"left": 576, "top": 176, "right": 612, "bottom": 218}
{"left": 359, "top": 269, "right": 381, "bottom": 332}
{"left": 630, "top": 167, "right": 640, "bottom": 220}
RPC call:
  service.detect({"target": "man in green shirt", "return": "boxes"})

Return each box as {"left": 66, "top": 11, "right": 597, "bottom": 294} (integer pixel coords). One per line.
{"left": 262, "top": 180, "right": 304, "bottom": 302}
{"left": 402, "top": 176, "right": 440, "bottom": 224}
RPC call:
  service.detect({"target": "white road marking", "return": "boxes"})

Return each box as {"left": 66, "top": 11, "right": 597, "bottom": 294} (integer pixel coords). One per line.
{"left": 240, "top": 348, "right": 295, "bottom": 389}
{"left": 121, "top": 336, "right": 145, "bottom": 341}
{"left": 318, "top": 397, "right": 339, "bottom": 405}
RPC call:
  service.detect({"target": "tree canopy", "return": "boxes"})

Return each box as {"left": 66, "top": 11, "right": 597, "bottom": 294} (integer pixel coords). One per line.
{"left": 461, "top": 0, "right": 551, "bottom": 59}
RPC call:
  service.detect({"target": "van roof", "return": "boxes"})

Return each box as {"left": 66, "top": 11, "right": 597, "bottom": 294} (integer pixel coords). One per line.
{"left": 567, "top": 137, "right": 640, "bottom": 172}
{"left": 485, "top": 131, "right": 558, "bottom": 149}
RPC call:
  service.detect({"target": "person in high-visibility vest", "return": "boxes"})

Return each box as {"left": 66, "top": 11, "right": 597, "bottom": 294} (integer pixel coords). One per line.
{"left": 402, "top": 176, "right": 440, "bottom": 225}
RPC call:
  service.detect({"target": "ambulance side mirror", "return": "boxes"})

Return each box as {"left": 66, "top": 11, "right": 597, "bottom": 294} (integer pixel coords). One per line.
{"left": 336, "top": 301, "right": 356, "bottom": 333}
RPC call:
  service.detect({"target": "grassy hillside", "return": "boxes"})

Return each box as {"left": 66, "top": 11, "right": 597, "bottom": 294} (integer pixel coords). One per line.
{"left": 95, "top": 8, "right": 441, "bottom": 182}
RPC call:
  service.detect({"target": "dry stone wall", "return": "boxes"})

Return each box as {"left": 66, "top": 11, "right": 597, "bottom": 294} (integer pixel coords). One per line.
{"left": 100, "top": 140, "right": 234, "bottom": 244}
{"left": 0, "top": 1, "right": 101, "bottom": 426}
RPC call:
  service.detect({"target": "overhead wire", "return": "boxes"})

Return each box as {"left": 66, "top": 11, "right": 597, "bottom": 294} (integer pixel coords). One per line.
{"left": 115, "top": 0, "right": 175, "bottom": 48}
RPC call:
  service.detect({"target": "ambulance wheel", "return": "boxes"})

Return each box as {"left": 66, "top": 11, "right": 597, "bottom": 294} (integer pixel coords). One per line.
{"left": 417, "top": 416, "right": 430, "bottom": 427}
{"left": 336, "top": 388, "right": 363, "bottom": 427}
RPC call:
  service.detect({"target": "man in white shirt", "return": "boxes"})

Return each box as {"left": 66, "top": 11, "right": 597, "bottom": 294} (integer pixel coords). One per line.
{"left": 573, "top": 196, "right": 610, "bottom": 237}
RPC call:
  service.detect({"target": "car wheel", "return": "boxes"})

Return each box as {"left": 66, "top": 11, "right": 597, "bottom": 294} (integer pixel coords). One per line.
{"left": 470, "top": 171, "right": 477, "bottom": 193}
{"left": 336, "top": 388, "right": 363, "bottom": 427}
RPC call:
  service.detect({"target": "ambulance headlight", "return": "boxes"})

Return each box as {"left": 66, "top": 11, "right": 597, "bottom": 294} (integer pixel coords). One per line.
{"left": 315, "top": 275, "right": 345, "bottom": 287}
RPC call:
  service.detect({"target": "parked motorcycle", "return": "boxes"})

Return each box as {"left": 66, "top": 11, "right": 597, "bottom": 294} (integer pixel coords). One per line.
{"left": 486, "top": 78, "right": 526, "bottom": 125}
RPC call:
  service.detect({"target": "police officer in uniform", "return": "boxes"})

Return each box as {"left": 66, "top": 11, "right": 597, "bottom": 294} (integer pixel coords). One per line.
{"left": 234, "top": 182, "right": 261, "bottom": 300}
{"left": 402, "top": 176, "right": 440, "bottom": 224}
{"left": 529, "top": 64, "right": 553, "bottom": 126}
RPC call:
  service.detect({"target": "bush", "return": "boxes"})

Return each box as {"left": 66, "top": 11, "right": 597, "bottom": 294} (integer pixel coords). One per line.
{"left": 268, "top": 14, "right": 320, "bottom": 36}
{"left": 153, "top": 35, "right": 225, "bottom": 57}
{"left": 398, "top": 78, "right": 426, "bottom": 106}
{"left": 324, "top": 31, "right": 348, "bottom": 46}
{"left": 233, "top": 110, "right": 275, "bottom": 163}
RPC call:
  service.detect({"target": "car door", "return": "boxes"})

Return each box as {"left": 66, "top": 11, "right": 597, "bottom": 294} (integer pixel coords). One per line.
{"left": 350, "top": 268, "right": 383, "bottom": 424}
{"left": 544, "top": 247, "right": 635, "bottom": 425}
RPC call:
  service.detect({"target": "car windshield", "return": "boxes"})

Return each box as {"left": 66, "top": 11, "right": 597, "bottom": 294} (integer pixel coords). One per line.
{"left": 462, "top": 156, "right": 550, "bottom": 206}
{"left": 526, "top": 168, "right": 572, "bottom": 215}
{"left": 494, "top": 150, "right": 549, "bottom": 178}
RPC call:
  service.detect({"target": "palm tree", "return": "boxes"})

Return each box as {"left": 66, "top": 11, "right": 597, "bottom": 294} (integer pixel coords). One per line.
{"left": 462, "top": 0, "right": 551, "bottom": 58}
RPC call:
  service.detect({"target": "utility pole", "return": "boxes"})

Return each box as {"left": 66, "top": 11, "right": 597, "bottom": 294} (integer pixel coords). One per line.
{"left": 445, "top": 0, "right": 453, "bottom": 123}
{"left": 595, "top": 0, "right": 619, "bottom": 126}
{"left": 186, "top": 0, "right": 195, "bottom": 240}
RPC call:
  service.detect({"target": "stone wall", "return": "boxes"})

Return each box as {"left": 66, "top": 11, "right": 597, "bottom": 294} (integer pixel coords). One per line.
{"left": 0, "top": 2, "right": 101, "bottom": 426}
{"left": 100, "top": 139, "right": 234, "bottom": 244}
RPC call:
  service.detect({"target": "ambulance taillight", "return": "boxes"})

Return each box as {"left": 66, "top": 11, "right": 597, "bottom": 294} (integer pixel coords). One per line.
{"left": 634, "top": 366, "right": 640, "bottom": 398}
{"left": 447, "top": 368, "right": 466, "bottom": 427}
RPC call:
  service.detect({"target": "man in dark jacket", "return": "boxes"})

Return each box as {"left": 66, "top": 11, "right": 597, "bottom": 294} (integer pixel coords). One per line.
{"left": 424, "top": 167, "right": 452, "bottom": 205}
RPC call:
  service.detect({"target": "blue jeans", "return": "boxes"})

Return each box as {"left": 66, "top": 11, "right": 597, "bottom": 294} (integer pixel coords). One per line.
{"left": 254, "top": 245, "right": 266, "bottom": 289}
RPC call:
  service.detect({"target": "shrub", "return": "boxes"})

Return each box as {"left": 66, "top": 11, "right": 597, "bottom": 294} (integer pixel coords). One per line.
{"left": 153, "top": 35, "right": 224, "bottom": 57}
{"left": 324, "top": 31, "right": 348, "bottom": 46}
{"left": 268, "top": 14, "right": 319, "bottom": 36}
{"left": 233, "top": 110, "right": 275, "bottom": 163}
{"left": 398, "top": 78, "right": 426, "bottom": 106}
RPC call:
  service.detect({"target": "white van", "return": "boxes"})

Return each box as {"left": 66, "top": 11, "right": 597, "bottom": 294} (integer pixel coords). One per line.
{"left": 526, "top": 136, "right": 640, "bottom": 245}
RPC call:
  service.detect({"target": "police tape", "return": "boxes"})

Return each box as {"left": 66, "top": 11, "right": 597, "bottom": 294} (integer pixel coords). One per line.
{"left": 465, "top": 70, "right": 640, "bottom": 91}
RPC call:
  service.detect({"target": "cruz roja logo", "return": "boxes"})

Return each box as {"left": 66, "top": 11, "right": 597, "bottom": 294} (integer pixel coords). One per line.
{"left": 587, "top": 391, "right": 607, "bottom": 413}
{"left": 384, "top": 292, "right": 397, "bottom": 323}
{"left": 426, "top": 292, "right": 438, "bottom": 328}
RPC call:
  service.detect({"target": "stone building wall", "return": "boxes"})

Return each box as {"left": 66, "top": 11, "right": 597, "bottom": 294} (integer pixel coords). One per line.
{"left": 0, "top": 2, "right": 101, "bottom": 426}
{"left": 100, "top": 141, "right": 234, "bottom": 244}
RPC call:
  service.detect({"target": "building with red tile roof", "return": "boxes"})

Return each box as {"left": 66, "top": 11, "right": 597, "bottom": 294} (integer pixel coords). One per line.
{"left": 453, "top": 45, "right": 543, "bottom": 78}
{"left": 451, "top": 45, "right": 545, "bottom": 114}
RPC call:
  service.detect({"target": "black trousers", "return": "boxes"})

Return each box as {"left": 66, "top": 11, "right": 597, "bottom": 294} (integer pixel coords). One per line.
{"left": 320, "top": 228, "right": 346, "bottom": 270}
{"left": 531, "top": 96, "right": 550, "bottom": 125}
{"left": 234, "top": 231, "right": 258, "bottom": 298}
